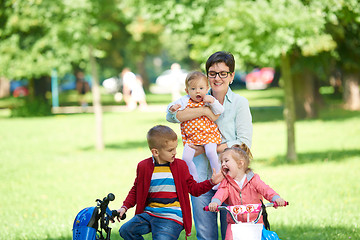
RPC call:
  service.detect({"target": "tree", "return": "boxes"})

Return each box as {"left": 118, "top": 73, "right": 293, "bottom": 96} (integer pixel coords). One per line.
{"left": 0, "top": 1, "right": 80, "bottom": 78}
{"left": 141, "top": 0, "right": 337, "bottom": 161}
{"left": 325, "top": 0, "right": 360, "bottom": 110}
{"left": 0, "top": 0, "right": 83, "bottom": 116}
{"left": 115, "top": 1, "right": 166, "bottom": 90}
{"left": 66, "top": 0, "right": 123, "bottom": 151}
{"left": 0, "top": 0, "right": 123, "bottom": 150}
{"left": 291, "top": 51, "right": 332, "bottom": 119}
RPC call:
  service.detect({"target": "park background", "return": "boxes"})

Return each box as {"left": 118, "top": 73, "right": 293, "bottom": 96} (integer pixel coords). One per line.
{"left": 1, "top": 0, "right": 360, "bottom": 239}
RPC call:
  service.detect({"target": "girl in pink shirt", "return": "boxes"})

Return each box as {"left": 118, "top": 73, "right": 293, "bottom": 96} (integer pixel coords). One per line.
{"left": 208, "top": 144, "right": 286, "bottom": 240}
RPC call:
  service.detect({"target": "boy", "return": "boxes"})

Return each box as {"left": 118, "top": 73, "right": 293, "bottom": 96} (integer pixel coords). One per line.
{"left": 117, "top": 125, "right": 224, "bottom": 239}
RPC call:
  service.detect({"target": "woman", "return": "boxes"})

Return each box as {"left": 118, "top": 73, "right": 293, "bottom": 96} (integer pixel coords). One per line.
{"left": 166, "top": 51, "right": 253, "bottom": 240}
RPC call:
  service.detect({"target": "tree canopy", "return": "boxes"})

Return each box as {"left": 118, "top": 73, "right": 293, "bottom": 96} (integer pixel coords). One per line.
{"left": 1, "top": 0, "right": 359, "bottom": 154}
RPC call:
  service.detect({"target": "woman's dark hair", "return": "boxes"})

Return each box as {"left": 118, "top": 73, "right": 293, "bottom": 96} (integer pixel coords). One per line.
{"left": 205, "top": 51, "right": 235, "bottom": 74}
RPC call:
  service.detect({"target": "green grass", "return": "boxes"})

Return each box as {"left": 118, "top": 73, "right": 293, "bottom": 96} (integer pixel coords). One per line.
{"left": 0, "top": 88, "right": 359, "bottom": 240}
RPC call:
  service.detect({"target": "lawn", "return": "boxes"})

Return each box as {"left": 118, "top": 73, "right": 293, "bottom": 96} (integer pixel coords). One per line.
{"left": 0, "top": 87, "right": 359, "bottom": 240}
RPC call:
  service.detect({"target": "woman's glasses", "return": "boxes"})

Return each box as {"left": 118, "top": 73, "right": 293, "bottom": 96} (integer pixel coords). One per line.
{"left": 207, "top": 71, "right": 232, "bottom": 79}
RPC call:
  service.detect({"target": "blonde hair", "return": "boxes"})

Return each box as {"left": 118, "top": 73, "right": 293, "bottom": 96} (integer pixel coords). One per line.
{"left": 185, "top": 71, "right": 208, "bottom": 89}
{"left": 220, "top": 143, "right": 253, "bottom": 173}
{"left": 147, "top": 125, "right": 178, "bottom": 150}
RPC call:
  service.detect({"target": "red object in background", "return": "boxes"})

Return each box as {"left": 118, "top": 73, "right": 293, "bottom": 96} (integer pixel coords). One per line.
{"left": 259, "top": 67, "right": 275, "bottom": 84}
{"left": 245, "top": 67, "right": 275, "bottom": 90}
{"left": 13, "top": 86, "right": 29, "bottom": 97}
{"left": 246, "top": 67, "right": 275, "bottom": 84}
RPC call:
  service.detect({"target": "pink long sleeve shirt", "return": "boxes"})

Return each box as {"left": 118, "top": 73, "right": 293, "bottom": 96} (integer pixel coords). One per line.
{"left": 211, "top": 171, "right": 280, "bottom": 240}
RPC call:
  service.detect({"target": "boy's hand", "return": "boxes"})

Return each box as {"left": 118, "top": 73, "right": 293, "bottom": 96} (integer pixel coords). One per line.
{"left": 116, "top": 207, "right": 126, "bottom": 222}
{"left": 208, "top": 202, "right": 219, "bottom": 212}
{"left": 169, "top": 104, "right": 181, "bottom": 112}
{"left": 274, "top": 198, "right": 286, "bottom": 208}
{"left": 211, "top": 168, "right": 224, "bottom": 185}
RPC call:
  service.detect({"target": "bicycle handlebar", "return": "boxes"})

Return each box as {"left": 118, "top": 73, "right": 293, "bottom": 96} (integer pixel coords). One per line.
{"left": 97, "top": 193, "right": 115, "bottom": 209}
{"left": 203, "top": 201, "right": 289, "bottom": 224}
{"left": 97, "top": 193, "right": 127, "bottom": 222}
{"left": 203, "top": 201, "right": 289, "bottom": 212}
{"left": 111, "top": 209, "right": 126, "bottom": 220}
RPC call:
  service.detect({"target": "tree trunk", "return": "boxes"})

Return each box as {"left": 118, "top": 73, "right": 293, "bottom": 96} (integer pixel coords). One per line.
{"left": 89, "top": 44, "right": 104, "bottom": 151}
{"left": 293, "top": 69, "right": 318, "bottom": 119}
{"left": 281, "top": 52, "right": 297, "bottom": 161}
{"left": 136, "top": 57, "right": 149, "bottom": 91}
{"left": 28, "top": 78, "right": 35, "bottom": 101}
{"left": 0, "top": 77, "right": 10, "bottom": 98}
{"left": 343, "top": 73, "right": 360, "bottom": 110}
{"left": 314, "top": 77, "right": 325, "bottom": 110}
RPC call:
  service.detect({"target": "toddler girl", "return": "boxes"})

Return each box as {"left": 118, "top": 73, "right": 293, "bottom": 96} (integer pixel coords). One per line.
{"left": 168, "top": 71, "right": 224, "bottom": 182}
{"left": 207, "top": 144, "right": 287, "bottom": 240}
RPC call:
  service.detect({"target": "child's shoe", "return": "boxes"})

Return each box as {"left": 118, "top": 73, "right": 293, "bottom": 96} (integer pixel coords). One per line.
{"left": 212, "top": 183, "right": 220, "bottom": 191}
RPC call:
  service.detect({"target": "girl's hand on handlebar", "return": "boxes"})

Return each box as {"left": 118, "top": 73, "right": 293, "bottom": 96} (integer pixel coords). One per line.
{"left": 208, "top": 202, "right": 218, "bottom": 212}
{"left": 274, "top": 198, "right": 286, "bottom": 208}
{"left": 116, "top": 207, "right": 126, "bottom": 222}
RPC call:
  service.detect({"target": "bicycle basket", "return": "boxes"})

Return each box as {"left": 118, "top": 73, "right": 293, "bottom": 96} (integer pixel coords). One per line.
{"left": 72, "top": 206, "right": 98, "bottom": 240}
{"left": 231, "top": 223, "right": 263, "bottom": 240}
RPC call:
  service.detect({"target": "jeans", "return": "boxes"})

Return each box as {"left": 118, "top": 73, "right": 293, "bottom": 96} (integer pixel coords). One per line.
{"left": 191, "top": 154, "right": 227, "bottom": 240}
{"left": 119, "top": 212, "right": 183, "bottom": 240}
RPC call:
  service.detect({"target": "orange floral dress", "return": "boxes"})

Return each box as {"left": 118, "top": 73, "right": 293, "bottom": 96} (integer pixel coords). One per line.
{"left": 180, "top": 98, "right": 222, "bottom": 146}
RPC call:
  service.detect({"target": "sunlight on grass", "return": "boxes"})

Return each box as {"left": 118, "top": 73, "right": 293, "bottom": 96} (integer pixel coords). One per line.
{"left": 236, "top": 88, "right": 284, "bottom": 107}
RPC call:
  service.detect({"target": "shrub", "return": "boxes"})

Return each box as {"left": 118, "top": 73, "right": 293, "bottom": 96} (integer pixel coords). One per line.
{"left": 10, "top": 97, "right": 52, "bottom": 117}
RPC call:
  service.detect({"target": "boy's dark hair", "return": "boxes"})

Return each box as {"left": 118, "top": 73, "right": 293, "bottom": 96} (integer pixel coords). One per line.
{"left": 147, "top": 125, "right": 178, "bottom": 150}
{"left": 205, "top": 51, "right": 235, "bottom": 74}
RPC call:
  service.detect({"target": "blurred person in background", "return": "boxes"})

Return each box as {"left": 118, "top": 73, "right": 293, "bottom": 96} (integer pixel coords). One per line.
{"left": 75, "top": 71, "right": 90, "bottom": 110}
{"left": 121, "top": 68, "right": 147, "bottom": 110}
{"left": 169, "top": 63, "right": 184, "bottom": 101}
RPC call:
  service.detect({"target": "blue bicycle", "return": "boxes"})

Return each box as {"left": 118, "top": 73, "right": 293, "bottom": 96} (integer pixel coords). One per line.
{"left": 72, "top": 193, "right": 126, "bottom": 240}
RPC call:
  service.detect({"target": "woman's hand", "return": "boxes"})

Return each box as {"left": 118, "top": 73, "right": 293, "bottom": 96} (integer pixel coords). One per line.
{"left": 217, "top": 143, "right": 228, "bottom": 154}
{"left": 189, "top": 143, "right": 227, "bottom": 157}
{"left": 188, "top": 144, "right": 205, "bottom": 157}
{"left": 202, "top": 106, "right": 219, "bottom": 122}
{"left": 176, "top": 106, "right": 219, "bottom": 122}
